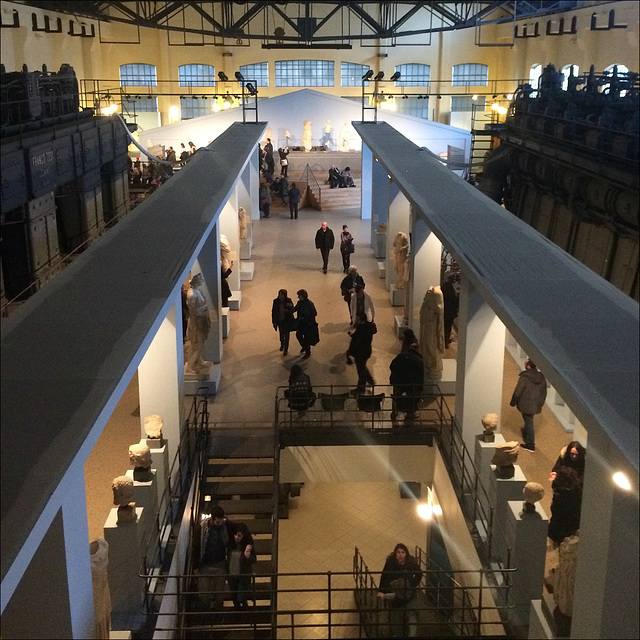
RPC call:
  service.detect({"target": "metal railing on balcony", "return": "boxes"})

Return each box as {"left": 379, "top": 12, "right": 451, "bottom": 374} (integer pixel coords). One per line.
{"left": 302, "top": 163, "right": 322, "bottom": 209}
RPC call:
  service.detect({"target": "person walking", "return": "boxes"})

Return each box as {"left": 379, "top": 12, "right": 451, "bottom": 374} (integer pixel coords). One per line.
{"left": 548, "top": 467, "right": 583, "bottom": 546}
{"left": 389, "top": 329, "right": 424, "bottom": 426}
{"left": 510, "top": 358, "right": 547, "bottom": 452}
{"left": 226, "top": 523, "right": 256, "bottom": 610}
{"left": 340, "top": 266, "right": 365, "bottom": 317}
{"left": 549, "top": 441, "right": 586, "bottom": 484}
{"left": 293, "top": 289, "right": 318, "bottom": 359}
{"left": 271, "top": 289, "right": 295, "bottom": 356}
{"left": 279, "top": 175, "right": 289, "bottom": 205}
{"left": 339, "top": 224, "right": 355, "bottom": 273}
{"left": 377, "top": 543, "right": 422, "bottom": 637}
{"left": 315, "top": 221, "right": 335, "bottom": 273}
{"left": 288, "top": 182, "right": 300, "bottom": 219}
{"left": 349, "top": 283, "right": 375, "bottom": 326}
{"left": 346, "top": 315, "right": 376, "bottom": 396}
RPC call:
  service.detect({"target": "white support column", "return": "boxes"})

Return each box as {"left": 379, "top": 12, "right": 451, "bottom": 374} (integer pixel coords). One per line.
{"left": 455, "top": 277, "right": 506, "bottom": 454}
{"left": 571, "top": 429, "right": 639, "bottom": 639}
{"left": 138, "top": 296, "right": 183, "bottom": 464}
{"left": 371, "top": 157, "right": 389, "bottom": 250}
{"left": 237, "top": 158, "right": 253, "bottom": 219}
{"left": 246, "top": 148, "right": 261, "bottom": 222}
{"left": 386, "top": 182, "right": 409, "bottom": 291}
{"left": 409, "top": 211, "right": 441, "bottom": 332}
{"left": 219, "top": 199, "right": 241, "bottom": 293}
{"left": 193, "top": 225, "right": 223, "bottom": 364}
{"left": 361, "top": 143, "right": 372, "bottom": 221}
{"left": 61, "top": 467, "right": 95, "bottom": 639}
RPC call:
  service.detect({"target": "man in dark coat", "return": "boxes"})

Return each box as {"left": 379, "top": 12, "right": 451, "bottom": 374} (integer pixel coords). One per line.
{"left": 315, "top": 221, "right": 335, "bottom": 273}
{"left": 340, "top": 266, "right": 365, "bottom": 315}
{"left": 293, "top": 289, "right": 318, "bottom": 359}
{"left": 288, "top": 182, "right": 300, "bottom": 219}
{"left": 346, "top": 315, "right": 376, "bottom": 395}
{"left": 510, "top": 358, "right": 547, "bottom": 452}
{"left": 389, "top": 329, "right": 424, "bottom": 425}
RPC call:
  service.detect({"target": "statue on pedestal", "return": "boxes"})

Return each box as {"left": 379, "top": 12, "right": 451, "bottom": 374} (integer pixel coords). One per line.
{"left": 112, "top": 476, "right": 136, "bottom": 524}
{"left": 491, "top": 441, "right": 520, "bottom": 479}
{"left": 481, "top": 413, "right": 499, "bottom": 442}
{"left": 545, "top": 533, "right": 579, "bottom": 637}
{"left": 339, "top": 122, "right": 354, "bottom": 152}
{"left": 90, "top": 538, "right": 111, "bottom": 639}
{"left": 185, "top": 273, "right": 212, "bottom": 375}
{"left": 302, "top": 121, "right": 312, "bottom": 151}
{"left": 522, "top": 482, "right": 545, "bottom": 514}
{"left": 420, "top": 286, "right": 445, "bottom": 380}
{"left": 129, "top": 442, "right": 152, "bottom": 482}
{"left": 392, "top": 232, "right": 409, "bottom": 290}
{"left": 144, "top": 414, "right": 163, "bottom": 447}
{"left": 238, "top": 207, "right": 248, "bottom": 241}
{"left": 220, "top": 234, "right": 232, "bottom": 271}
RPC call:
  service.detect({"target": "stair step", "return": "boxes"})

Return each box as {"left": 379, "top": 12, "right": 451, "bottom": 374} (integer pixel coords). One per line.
{"left": 239, "top": 517, "right": 274, "bottom": 535}
{"left": 253, "top": 560, "right": 275, "bottom": 575}
{"left": 214, "top": 498, "right": 274, "bottom": 515}
{"left": 208, "top": 463, "right": 275, "bottom": 477}
{"left": 209, "top": 481, "right": 275, "bottom": 497}
{"left": 252, "top": 538, "right": 274, "bottom": 555}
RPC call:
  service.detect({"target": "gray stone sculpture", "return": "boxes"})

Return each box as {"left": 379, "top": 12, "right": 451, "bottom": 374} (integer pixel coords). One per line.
{"left": 112, "top": 475, "right": 136, "bottom": 524}
{"left": 420, "top": 286, "right": 445, "bottom": 380}
{"left": 491, "top": 441, "right": 520, "bottom": 479}
{"left": 90, "top": 538, "right": 111, "bottom": 639}
{"left": 129, "top": 442, "right": 152, "bottom": 482}
{"left": 481, "top": 413, "right": 499, "bottom": 442}
{"left": 144, "top": 414, "right": 163, "bottom": 447}
{"left": 546, "top": 533, "right": 579, "bottom": 636}
{"left": 303, "top": 120, "right": 312, "bottom": 152}
{"left": 185, "top": 273, "right": 212, "bottom": 375}
{"left": 522, "top": 481, "right": 545, "bottom": 514}
{"left": 220, "top": 234, "right": 232, "bottom": 271}
{"left": 238, "top": 207, "right": 248, "bottom": 240}
{"left": 392, "top": 232, "right": 409, "bottom": 290}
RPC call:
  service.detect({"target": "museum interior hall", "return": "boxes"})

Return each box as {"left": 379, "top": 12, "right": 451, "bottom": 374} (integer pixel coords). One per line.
{"left": 1, "top": 2, "right": 638, "bottom": 639}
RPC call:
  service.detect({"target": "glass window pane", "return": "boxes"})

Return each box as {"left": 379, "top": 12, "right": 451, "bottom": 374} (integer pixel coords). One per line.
{"left": 452, "top": 64, "right": 488, "bottom": 87}
{"left": 121, "top": 96, "right": 158, "bottom": 113}
{"left": 394, "top": 64, "right": 430, "bottom": 87}
{"left": 275, "top": 60, "right": 334, "bottom": 87}
{"left": 239, "top": 63, "right": 269, "bottom": 87}
{"left": 451, "top": 96, "right": 485, "bottom": 112}
{"left": 341, "top": 62, "right": 370, "bottom": 87}
{"left": 178, "top": 64, "right": 216, "bottom": 87}
{"left": 179, "top": 96, "right": 215, "bottom": 119}
{"left": 119, "top": 64, "right": 157, "bottom": 87}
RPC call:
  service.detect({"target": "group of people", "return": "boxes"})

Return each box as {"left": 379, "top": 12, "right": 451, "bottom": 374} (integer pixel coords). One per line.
{"left": 260, "top": 179, "right": 301, "bottom": 219}
{"left": 260, "top": 138, "right": 289, "bottom": 183}
{"left": 328, "top": 165, "right": 356, "bottom": 189}
{"left": 194, "top": 506, "right": 256, "bottom": 615}
{"left": 272, "top": 288, "right": 319, "bottom": 360}
{"left": 314, "top": 221, "right": 355, "bottom": 273}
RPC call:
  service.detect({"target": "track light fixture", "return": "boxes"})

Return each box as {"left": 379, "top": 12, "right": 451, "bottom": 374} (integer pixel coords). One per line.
{"left": 362, "top": 69, "right": 374, "bottom": 81}
{"left": 246, "top": 82, "right": 258, "bottom": 96}
{"left": 218, "top": 71, "right": 229, "bottom": 82}
{"left": 390, "top": 71, "right": 401, "bottom": 81}
{"left": 373, "top": 71, "right": 384, "bottom": 81}
{"left": 235, "top": 71, "right": 245, "bottom": 82}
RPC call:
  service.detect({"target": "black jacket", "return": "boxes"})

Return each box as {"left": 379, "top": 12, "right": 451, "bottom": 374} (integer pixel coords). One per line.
{"left": 340, "top": 273, "right": 365, "bottom": 301}
{"left": 271, "top": 296, "right": 294, "bottom": 330}
{"left": 378, "top": 556, "right": 422, "bottom": 606}
{"left": 389, "top": 347, "right": 424, "bottom": 388}
{"left": 293, "top": 298, "right": 317, "bottom": 327}
{"left": 347, "top": 321, "right": 375, "bottom": 360}
{"left": 315, "top": 227, "right": 335, "bottom": 251}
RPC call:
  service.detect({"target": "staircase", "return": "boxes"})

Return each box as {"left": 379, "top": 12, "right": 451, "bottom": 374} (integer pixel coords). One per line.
{"left": 185, "top": 424, "right": 277, "bottom": 639}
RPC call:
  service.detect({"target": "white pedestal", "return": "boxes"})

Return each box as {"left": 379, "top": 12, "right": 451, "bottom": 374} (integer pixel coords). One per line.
{"left": 147, "top": 443, "right": 169, "bottom": 510}
{"left": 390, "top": 285, "right": 405, "bottom": 307}
{"left": 506, "top": 501, "right": 549, "bottom": 627}
{"left": 374, "top": 229, "right": 386, "bottom": 259}
{"left": 228, "top": 291, "right": 241, "bottom": 310}
{"left": 125, "top": 468, "right": 159, "bottom": 555}
{"left": 489, "top": 464, "right": 527, "bottom": 563}
{"left": 474, "top": 433, "right": 507, "bottom": 527}
{"left": 104, "top": 507, "right": 145, "bottom": 614}
{"left": 221, "top": 307, "right": 230, "bottom": 339}
{"left": 394, "top": 315, "right": 407, "bottom": 338}
{"left": 184, "top": 363, "right": 221, "bottom": 395}
{"left": 240, "top": 261, "right": 254, "bottom": 281}
{"left": 240, "top": 234, "right": 252, "bottom": 259}
{"left": 378, "top": 261, "right": 386, "bottom": 279}
{"left": 423, "top": 359, "right": 456, "bottom": 395}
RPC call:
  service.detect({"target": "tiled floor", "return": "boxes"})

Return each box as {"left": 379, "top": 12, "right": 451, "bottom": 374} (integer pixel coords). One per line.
{"left": 84, "top": 202, "right": 580, "bottom": 634}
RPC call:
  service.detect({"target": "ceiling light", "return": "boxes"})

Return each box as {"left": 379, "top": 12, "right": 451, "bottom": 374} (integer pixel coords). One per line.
{"left": 507, "top": 93, "right": 513, "bottom": 100}
{"left": 417, "top": 504, "right": 432, "bottom": 520}
{"left": 491, "top": 102, "right": 499, "bottom": 111}
{"left": 472, "top": 94, "right": 478, "bottom": 100}
{"left": 613, "top": 472, "right": 631, "bottom": 490}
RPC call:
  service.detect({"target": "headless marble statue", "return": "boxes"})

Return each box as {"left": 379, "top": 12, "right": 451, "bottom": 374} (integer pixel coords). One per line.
{"left": 302, "top": 121, "right": 312, "bottom": 152}
{"left": 220, "top": 234, "right": 232, "bottom": 271}
{"left": 420, "top": 286, "right": 445, "bottom": 380}
{"left": 238, "top": 207, "right": 248, "bottom": 240}
{"left": 90, "top": 538, "right": 112, "bottom": 639}
{"left": 185, "top": 273, "right": 212, "bottom": 374}
{"left": 392, "top": 232, "right": 409, "bottom": 290}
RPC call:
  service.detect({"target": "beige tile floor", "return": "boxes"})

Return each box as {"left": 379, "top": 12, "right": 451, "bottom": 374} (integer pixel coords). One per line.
{"left": 84, "top": 204, "right": 576, "bottom": 634}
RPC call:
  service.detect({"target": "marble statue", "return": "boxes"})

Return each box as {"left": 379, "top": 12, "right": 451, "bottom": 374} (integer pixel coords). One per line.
{"left": 185, "top": 273, "right": 212, "bottom": 375}
{"left": 522, "top": 482, "right": 545, "bottom": 514}
{"left": 238, "top": 207, "right": 248, "bottom": 241}
{"left": 420, "top": 286, "right": 445, "bottom": 380}
{"left": 112, "top": 475, "right": 136, "bottom": 523}
{"left": 491, "top": 441, "right": 520, "bottom": 479}
{"left": 129, "top": 442, "right": 152, "bottom": 481}
{"left": 481, "top": 413, "right": 499, "bottom": 442}
{"left": 302, "top": 121, "right": 312, "bottom": 152}
{"left": 392, "top": 232, "right": 409, "bottom": 289}
{"left": 339, "top": 122, "right": 354, "bottom": 152}
{"left": 220, "top": 234, "right": 232, "bottom": 270}
{"left": 90, "top": 538, "right": 111, "bottom": 639}
{"left": 144, "top": 414, "right": 163, "bottom": 446}
{"left": 546, "top": 534, "right": 579, "bottom": 635}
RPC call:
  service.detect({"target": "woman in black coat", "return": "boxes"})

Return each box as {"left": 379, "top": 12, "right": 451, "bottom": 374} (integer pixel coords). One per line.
{"left": 293, "top": 289, "right": 318, "bottom": 359}
{"left": 548, "top": 467, "right": 583, "bottom": 545}
{"left": 271, "top": 289, "right": 294, "bottom": 356}
{"left": 226, "top": 523, "right": 256, "bottom": 610}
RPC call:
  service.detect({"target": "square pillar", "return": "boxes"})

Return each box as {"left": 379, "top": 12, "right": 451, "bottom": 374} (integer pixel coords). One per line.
{"left": 371, "top": 156, "right": 389, "bottom": 248}
{"left": 386, "top": 182, "right": 410, "bottom": 292}
{"left": 361, "top": 143, "right": 372, "bottom": 221}
{"left": 138, "top": 296, "right": 183, "bottom": 465}
{"left": 455, "top": 276, "right": 506, "bottom": 454}
{"left": 219, "top": 199, "right": 240, "bottom": 293}
{"left": 237, "top": 157, "right": 257, "bottom": 222}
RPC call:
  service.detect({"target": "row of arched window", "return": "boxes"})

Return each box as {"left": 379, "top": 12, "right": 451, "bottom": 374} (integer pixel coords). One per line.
{"left": 119, "top": 62, "right": 490, "bottom": 88}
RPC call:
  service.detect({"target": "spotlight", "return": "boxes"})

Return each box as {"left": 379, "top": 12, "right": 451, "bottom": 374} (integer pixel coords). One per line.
{"left": 402, "top": 94, "right": 408, "bottom": 99}
{"left": 362, "top": 69, "right": 374, "bottom": 81}
{"left": 218, "top": 71, "right": 229, "bottom": 82}
{"left": 235, "top": 71, "right": 245, "bottom": 82}
{"left": 246, "top": 82, "right": 258, "bottom": 96}
{"left": 390, "top": 71, "right": 401, "bottom": 81}
{"left": 492, "top": 94, "right": 497, "bottom": 99}
{"left": 437, "top": 95, "right": 442, "bottom": 99}
{"left": 507, "top": 93, "right": 513, "bottom": 100}
{"left": 374, "top": 71, "right": 384, "bottom": 81}
{"left": 472, "top": 94, "right": 478, "bottom": 100}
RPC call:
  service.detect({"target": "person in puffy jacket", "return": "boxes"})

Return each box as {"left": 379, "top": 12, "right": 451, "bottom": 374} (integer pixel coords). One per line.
{"left": 510, "top": 358, "right": 547, "bottom": 452}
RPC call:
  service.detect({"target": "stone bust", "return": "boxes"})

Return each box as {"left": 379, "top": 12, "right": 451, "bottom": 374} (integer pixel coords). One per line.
{"left": 492, "top": 441, "right": 520, "bottom": 479}
{"left": 112, "top": 475, "right": 136, "bottom": 524}
{"left": 129, "top": 442, "right": 152, "bottom": 482}
{"left": 522, "top": 481, "right": 545, "bottom": 514}
{"left": 144, "top": 414, "right": 163, "bottom": 446}
{"left": 481, "top": 413, "right": 499, "bottom": 442}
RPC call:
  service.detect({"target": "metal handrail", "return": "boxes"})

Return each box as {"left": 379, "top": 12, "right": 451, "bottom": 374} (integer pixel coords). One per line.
{"left": 302, "top": 163, "right": 322, "bottom": 209}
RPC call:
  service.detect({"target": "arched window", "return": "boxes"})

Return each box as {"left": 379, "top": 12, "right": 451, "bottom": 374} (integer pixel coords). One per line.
{"left": 341, "top": 62, "right": 370, "bottom": 87}
{"left": 239, "top": 63, "right": 269, "bottom": 87}
{"left": 561, "top": 64, "right": 579, "bottom": 91}
{"left": 529, "top": 63, "right": 542, "bottom": 97}
{"left": 603, "top": 63, "right": 630, "bottom": 96}
{"left": 119, "top": 63, "right": 157, "bottom": 87}
{"left": 394, "top": 64, "right": 430, "bottom": 87}
{"left": 178, "top": 64, "right": 216, "bottom": 87}
{"left": 452, "top": 63, "right": 488, "bottom": 87}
